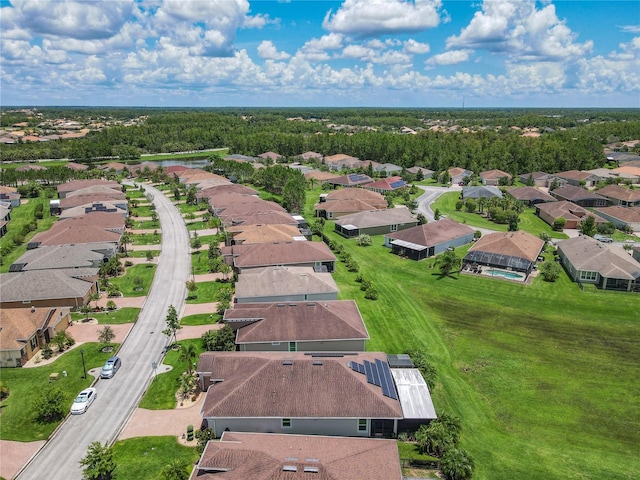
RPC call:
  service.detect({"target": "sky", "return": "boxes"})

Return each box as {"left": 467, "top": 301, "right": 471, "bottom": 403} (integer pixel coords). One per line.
{"left": 1, "top": 0, "right": 639, "bottom": 108}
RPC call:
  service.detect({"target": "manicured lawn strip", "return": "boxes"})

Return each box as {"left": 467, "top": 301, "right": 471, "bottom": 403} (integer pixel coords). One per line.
{"left": 432, "top": 191, "right": 568, "bottom": 239}
{"left": 130, "top": 206, "right": 156, "bottom": 217}
{"left": 191, "top": 251, "right": 211, "bottom": 275}
{"left": 397, "top": 442, "right": 439, "bottom": 462}
{"left": 322, "top": 228, "right": 640, "bottom": 480}
{"left": 178, "top": 203, "right": 208, "bottom": 214}
{"left": 0, "top": 195, "right": 58, "bottom": 273}
{"left": 70, "top": 307, "right": 140, "bottom": 324}
{"left": 194, "top": 235, "right": 218, "bottom": 245}
{"left": 139, "top": 149, "right": 226, "bottom": 161}
{"left": 111, "top": 436, "right": 199, "bottom": 480}
{"left": 0, "top": 343, "right": 117, "bottom": 441}
{"left": 110, "top": 264, "right": 156, "bottom": 296}
{"left": 133, "top": 219, "right": 160, "bottom": 229}
{"left": 180, "top": 313, "right": 220, "bottom": 326}
{"left": 186, "top": 281, "right": 229, "bottom": 304}
{"left": 139, "top": 339, "right": 203, "bottom": 410}
{"left": 186, "top": 221, "right": 210, "bottom": 231}
{"left": 125, "top": 190, "right": 146, "bottom": 199}
{"left": 127, "top": 249, "right": 160, "bottom": 258}
{"left": 131, "top": 232, "right": 161, "bottom": 245}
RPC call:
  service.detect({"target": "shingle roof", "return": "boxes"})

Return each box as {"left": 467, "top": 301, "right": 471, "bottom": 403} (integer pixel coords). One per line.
{"left": 197, "top": 352, "right": 403, "bottom": 419}
{"left": 558, "top": 236, "right": 640, "bottom": 280}
{"left": 596, "top": 185, "right": 640, "bottom": 203}
{"left": 198, "top": 184, "right": 259, "bottom": 199}
{"left": 326, "top": 174, "right": 374, "bottom": 186}
{"left": 315, "top": 199, "right": 385, "bottom": 214}
{"left": 386, "top": 218, "right": 474, "bottom": 247}
{"left": 537, "top": 201, "right": 607, "bottom": 223}
{"left": 57, "top": 180, "right": 120, "bottom": 196}
{"left": 554, "top": 170, "right": 596, "bottom": 181}
{"left": 593, "top": 206, "right": 640, "bottom": 223}
{"left": 462, "top": 186, "right": 503, "bottom": 199}
{"left": 324, "top": 154, "right": 357, "bottom": 163}
{"left": 0, "top": 307, "right": 66, "bottom": 350}
{"left": 480, "top": 169, "right": 512, "bottom": 180}
{"left": 0, "top": 270, "right": 95, "bottom": 303}
{"left": 235, "top": 266, "right": 339, "bottom": 300}
{"left": 10, "top": 244, "right": 105, "bottom": 271}
{"left": 195, "top": 432, "right": 402, "bottom": 480}
{"left": 468, "top": 231, "right": 544, "bottom": 263}
{"left": 229, "top": 241, "right": 336, "bottom": 269}
{"left": 221, "top": 210, "right": 298, "bottom": 228}
{"left": 30, "top": 213, "right": 123, "bottom": 247}
{"left": 551, "top": 185, "right": 608, "bottom": 202}
{"left": 324, "top": 188, "right": 386, "bottom": 204}
{"left": 506, "top": 187, "right": 556, "bottom": 203}
{"left": 334, "top": 207, "right": 416, "bottom": 229}
{"left": 304, "top": 171, "right": 341, "bottom": 181}
{"left": 225, "top": 224, "right": 304, "bottom": 244}
{"left": 363, "top": 176, "right": 406, "bottom": 191}
{"left": 59, "top": 201, "right": 127, "bottom": 218}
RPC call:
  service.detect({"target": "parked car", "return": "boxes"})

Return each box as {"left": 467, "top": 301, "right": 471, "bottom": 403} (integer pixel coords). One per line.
{"left": 70, "top": 388, "right": 97, "bottom": 415}
{"left": 100, "top": 356, "right": 121, "bottom": 379}
{"left": 594, "top": 234, "right": 613, "bottom": 243}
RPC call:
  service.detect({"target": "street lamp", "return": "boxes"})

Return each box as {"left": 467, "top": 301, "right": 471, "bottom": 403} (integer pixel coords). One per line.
{"left": 80, "top": 348, "right": 87, "bottom": 379}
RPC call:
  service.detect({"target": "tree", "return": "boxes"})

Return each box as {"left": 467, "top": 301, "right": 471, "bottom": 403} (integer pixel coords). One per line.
{"left": 553, "top": 217, "right": 566, "bottom": 231}
{"left": 120, "top": 231, "right": 132, "bottom": 255}
{"left": 435, "top": 250, "right": 462, "bottom": 278}
{"left": 32, "top": 386, "right": 66, "bottom": 422}
{"left": 186, "top": 185, "right": 197, "bottom": 205}
{"left": 179, "top": 343, "right": 197, "bottom": 375}
{"left": 177, "top": 373, "right": 197, "bottom": 405}
{"left": 433, "top": 208, "right": 442, "bottom": 221}
{"left": 440, "top": 448, "right": 474, "bottom": 480}
{"left": 417, "top": 213, "right": 427, "bottom": 225}
{"left": 80, "top": 441, "right": 116, "bottom": 480}
{"left": 202, "top": 325, "right": 236, "bottom": 352}
{"left": 98, "top": 325, "right": 116, "bottom": 348}
{"left": 579, "top": 215, "right": 596, "bottom": 237}
{"left": 146, "top": 250, "right": 154, "bottom": 261}
{"left": 507, "top": 212, "right": 519, "bottom": 231}
{"left": 540, "top": 261, "right": 562, "bottom": 282}
{"left": 52, "top": 330, "right": 69, "bottom": 352}
{"left": 160, "top": 460, "right": 190, "bottom": 480}
{"left": 356, "top": 234, "right": 372, "bottom": 246}
{"left": 190, "top": 232, "right": 202, "bottom": 250}
{"left": 464, "top": 199, "right": 477, "bottom": 213}
{"left": 186, "top": 280, "right": 198, "bottom": 299}
{"left": 163, "top": 305, "right": 182, "bottom": 346}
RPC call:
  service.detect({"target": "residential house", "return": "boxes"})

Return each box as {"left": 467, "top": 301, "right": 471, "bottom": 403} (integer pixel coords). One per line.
{"left": 57, "top": 179, "right": 120, "bottom": 199}
{"left": 445, "top": 167, "right": 473, "bottom": 184}
{"left": 297, "top": 151, "right": 323, "bottom": 162}
{"left": 334, "top": 207, "right": 417, "bottom": 238}
{"left": 550, "top": 185, "right": 608, "bottom": 208}
{"left": 65, "top": 162, "right": 89, "bottom": 172}
{"left": 323, "top": 154, "right": 358, "bottom": 170}
{"left": 463, "top": 231, "right": 545, "bottom": 276}
{"left": 612, "top": 165, "right": 640, "bottom": 182}
{"left": 59, "top": 200, "right": 128, "bottom": 219}
{"left": 592, "top": 206, "right": 640, "bottom": 231}
{"left": 197, "top": 184, "right": 258, "bottom": 204}
{"left": 223, "top": 241, "right": 337, "bottom": 273}
{"left": 98, "top": 161, "right": 128, "bottom": 173}
{"left": 407, "top": 166, "right": 435, "bottom": 179}
{"left": 66, "top": 185, "right": 127, "bottom": 200}
{"left": 325, "top": 173, "right": 374, "bottom": 188}
{"left": 235, "top": 266, "right": 339, "bottom": 304}
{"left": 182, "top": 172, "right": 229, "bottom": 188}
{"left": 0, "top": 186, "right": 21, "bottom": 207}
{"left": 384, "top": 218, "right": 475, "bottom": 260}
{"left": 480, "top": 169, "right": 512, "bottom": 186}
{"left": 536, "top": 201, "right": 607, "bottom": 229}
{"left": 518, "top": 171, "right": 557, "bottom": 188}
{"left": 461, "top": 185, "right": 503, "bottom": 200}
{"left": 374, "top": 163, "right": 403, "bottom": 177}
{"left": 304, "top": 170, "right": 341, "bottom": 185}
{"left": 314, "top": 188, "right": 387, "bottom": 219}
{"left": 196, "top": 351, "right": 436, "bottom": 438}
{"left": 0, "top": 205, "right": 11, "bottom": 238}
{"left": 258, "top": 151, "right": 284, "bottom": 163}
{"left": 166, "top": 165, "right": 190, "bottom": 176}
{"left": 0, "top": 269, "right": 98, "bottom": 309}
{"left": 505, "top": 187, "right": 557, "bottom": 206}
{"left": 60, "top": 193, "right": 127, "bottom": 212}
{"left": 132, "top": 161, "right": 160, "bottom": 174}
{"left": 557, "top": 235, "right": 640, "bottom": 292}
{"left": 28, "top": 212, "right": 124, "bottom": 249}
{"left": 362, "top": 176, "right": 407, "bottom": 194}
{"left": 191, "top": 432, "right": 402, "bottom": 480}
{"left": 595, "top": 185, "right": 640, "bottom": 207}
{"left": 9, "top": 243, "right": 113, "bottom": 272}
{"left": 633, "top": 246, "right": 640, "bottom": 263}
{"left": 223, "top": 300, "right": 369, "bottom": 352}
{"left": 585, "top": 168, "right": 639, "bottom": 184}
{"left": 0, "top": 307, "right": 72, "bottom": 367}
{"left": 225, "top": 224, "right": 305, "bottom": 245}
{"left": 552, "top": 170, "right": 599, "bottom": 187}
{"left": 220, "top": 210, "right": 300, "bottom": 229}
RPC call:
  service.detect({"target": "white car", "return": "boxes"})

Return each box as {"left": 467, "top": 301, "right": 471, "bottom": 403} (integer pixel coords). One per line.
{"left": 70, "top": 388, "right": 97, "bottom": 415}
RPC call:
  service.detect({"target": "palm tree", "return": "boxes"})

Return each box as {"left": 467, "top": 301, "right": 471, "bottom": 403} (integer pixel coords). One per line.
{"left": 160, "top": 460, "right": 190, "bottom": 480}
{"left": 440, "top": 448, "right": 474, "bottom": 480}
{"left": 435, "top": 250, "right": 462, "bottom": 278}
{"left": 179, "top": 343, "right": 197, "bottom": 375}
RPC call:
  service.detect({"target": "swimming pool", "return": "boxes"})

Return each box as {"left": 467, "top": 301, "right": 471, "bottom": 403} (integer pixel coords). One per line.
{"left": 486, "top": 269, "right": 524, "bottom": 280}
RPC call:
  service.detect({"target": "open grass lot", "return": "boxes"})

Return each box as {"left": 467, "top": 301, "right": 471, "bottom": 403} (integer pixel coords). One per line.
{"left": 132, "top": 219, "right": 160, "bottom": 229}
{"left": 111, "top": 436, "right": 200, "bottom": 480}
{"left": 186, "top": 221, "right": 211, "bottom": 231}
{"left": 191, "top": 251, "right": 214, "bottom": 274}
{"left": 70, "top": 307, "right": 141, "bottom": 324}
{"left": 130, "top": 205, "right": 157, "bottom": 217}
{"left": 125, "top": 189, "right": 146, "bottom": 199}
{"left": 177, "top": 202, "right": 208, "bottom": 214}
{"left": 110, "top": 264, "right": 156, "bottom": 296}
{"left": 320, "top": 225, "right": 640, "bottom": 480}
{"left": 131, "top": 232, "right": 161, "bottom": 245}
{"left": 186, "top": 280, "right": 229, "bottom": 304}
{"left": 139, "top": 339, "right": 204, "bottom": 410}
{"left": 138, "top": 149, "right": 227, "bottom": 161}
{"left": 127, "top": 249, "right": 160, "bottom": 258}
{"left": 0, "top": 195, "right": 58, "bottom": 273}
{"left": 432, "top": 191, "right": 569, "bottom": 239}
{"left": 180, "top": 313, "right": 219, "bottom": 326}
{"left": 0, "top": 343, "right": 118, "bottom": 441}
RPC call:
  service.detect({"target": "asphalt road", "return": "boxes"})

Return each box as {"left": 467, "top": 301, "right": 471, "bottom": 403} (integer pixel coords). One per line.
{"left": 16, "top": 184, "right": 191, "bottom": 480}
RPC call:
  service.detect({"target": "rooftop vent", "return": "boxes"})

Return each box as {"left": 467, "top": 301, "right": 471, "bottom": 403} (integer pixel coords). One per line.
{"left": 304, "top": 466, "right": 320, "bottom": 473}
{"left": 283, "top": 465, "right": 297, "bottom": 472}
{"left": 283, "top": 360, "right": 293, "bottom": 366}
{"left": 312, "top": 361, "right": 323, "bottom": 366}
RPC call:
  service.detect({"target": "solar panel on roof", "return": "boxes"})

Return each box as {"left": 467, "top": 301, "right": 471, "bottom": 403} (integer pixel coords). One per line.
{"left": 371, "top": 361, "right": 381, "bottom": 386}
{"left": 358, "top": 363, "right": 365, "bottom": 374}
{"left": 390, "top": 180, "right": 405, "bottom": 188}
{"left": 378, "top": 360, "right": 398, "bottom": 400}
{"left": 364, "top": 360, "right": 375, "bottom": 384}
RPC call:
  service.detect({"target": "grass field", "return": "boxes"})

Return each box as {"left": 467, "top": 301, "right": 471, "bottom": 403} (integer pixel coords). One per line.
{"left": 131, "top": 232, "right": 161, "bottom": 245}
{"left": 186, "top": 280, "right": 229, "bottom": 304}
{"left": 0, "top": 343, "right": 117, "bottom": 441}
{"left": 127, "top": 249, "right": 160, "bottom": 258}
{"left": 319, "top": 224, "right": 640, "bottom": 480}
{"left": 70, "top": 307, "right": 140, "bottom": 324}
{"left": 180, "top": 313, "right": 220, "bottom": 326}
{"left": 111, "top": 436, "right": 200, "bottom": 480}
{"left": 110, "top": 264, "right": 156, "bottom": 296}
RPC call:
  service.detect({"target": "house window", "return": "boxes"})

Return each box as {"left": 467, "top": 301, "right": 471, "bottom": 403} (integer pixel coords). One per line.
{"left": 358, "top": 419, "right": 368, "bottom": 432}
{"left": 271, "top": 342, "right": 280, "bottom": 346}
{"left": 327, "top": 212, "right": 333, "bottom": 219}
{"left": 289, "top": 342, "right": 297, "bottom": 352}
{"left": 282, "top": 418, "right": 292, "bottom": 428}
{"left": 580, "top": 271, "right": 598, "bottom": 281}
{"left": 29, "top": 336, "right": 38, "bottom": 351}
{"left": 390, "top": 224, "right": 398, "bottom": 232}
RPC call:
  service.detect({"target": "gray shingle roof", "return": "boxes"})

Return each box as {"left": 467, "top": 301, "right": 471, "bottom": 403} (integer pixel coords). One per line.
{"left": 0, "top": 270, "right": 95, "bottom": 303}
{"left": 235, "top": 266, "right": 338, "bottom": 300}
{"left": 558, "top": 236, "right": 640, "bottom": 280}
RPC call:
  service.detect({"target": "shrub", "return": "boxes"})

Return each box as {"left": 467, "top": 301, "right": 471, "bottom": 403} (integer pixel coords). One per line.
{"left": 346, "top": 260, "right": 359, "bottom": 272}
{"left": 32, "top": 386, "right": 66, "bottom": 422}
{"left": 41, "top": 343, "right": 53, "bottom": 359}
{"left": 356, "top": 234, "right": 372, "bottom": 246}
{"left": 124, "top": 260, "right": 133, "bottom": 267}
{"left": 364, "top": 287, "right": 378, "bottom": 300}
{"left": 187, "top": 425, "right": 194, "bottom": 441}
{"left": 106, "top": 300, "right": 117, "bottom": 310}
{"left": 540, "top": 261, "right": 561, "bottom": 282}
{"left": 455, "top": 200, "right": 464, "bottom": 211}
{"left": 355, "top": 273, "right": 365, "bottom": 283}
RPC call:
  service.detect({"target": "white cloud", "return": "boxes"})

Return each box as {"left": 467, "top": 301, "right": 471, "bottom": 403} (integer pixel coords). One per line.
{"left": 404, "top": 39, "right": 431, "bottom": 54}
{"left": 297, "top": 33, "right": 344, "bottom": 61}
{"left": 323, "top": 0, "right": 443, "bottom": 37}
{"left": 619, "top": 25, "right": 640, "bottom": 34}
{"left": 446, "top": 0, "right": 592, "bottom": 61}
{"left": 244, "top": 13, "right": 279, "bottom": 29}
{"left": 426, "top": 49, "right": 473, "bottom": 66}
{"left": 257, "top": 40, "right": 290, "bottom": 60}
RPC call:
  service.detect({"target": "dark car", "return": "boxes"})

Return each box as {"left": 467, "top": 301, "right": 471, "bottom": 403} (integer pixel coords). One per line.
{"left": 100, "top": 356, "right": 122, "bottom": 379}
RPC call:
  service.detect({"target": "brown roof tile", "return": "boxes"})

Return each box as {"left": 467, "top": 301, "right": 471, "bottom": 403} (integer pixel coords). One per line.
{"left": 468, "top": 231, "right": 545, "bottom": 263}
{"left": 229, "top": 241, "right": 336, "bottom": 269}
{"left": 386, "top": 218, "right": 474, "bottom": 246}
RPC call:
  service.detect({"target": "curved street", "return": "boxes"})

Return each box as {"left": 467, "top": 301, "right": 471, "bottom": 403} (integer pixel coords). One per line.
{"left": 16, "top": 184, "right": 191, "bottom": 480}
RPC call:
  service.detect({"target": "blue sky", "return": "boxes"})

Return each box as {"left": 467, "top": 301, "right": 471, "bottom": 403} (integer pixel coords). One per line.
{"left": 1, "top": 0, "right": 638, "bottom": 108}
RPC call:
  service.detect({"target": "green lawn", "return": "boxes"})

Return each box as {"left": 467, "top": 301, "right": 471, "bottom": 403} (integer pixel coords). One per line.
{"left": 127, "top": 249, "right": 160, "bottom": 258}
{"left": 130, "top": 205, "right": 157, "bottom": 217}
{"left": 191, "top": 251, "right": 213, "bottom": 275}
{"left": 432, "top": 191, "right": 568, "bottom": 239}
{"left": 125, "top": 190, "right": 146, "bottom": 199}
{"left": 110, "top": 264, "right": 156, "bottom": 296}
{"left": 186, "top": 221, "right": 211, "bottom": 231}
{"left": 0, "top": 343, "right": 117, "bottom": 441}
{"left": 320, "top": 227, "right": 640, "bottom": 480}
{"left": 131, "top": 232, "right": 161, "bottom": 245}
{"left": 180, "top": 313, "right": 220, "bottom": 326}
{"left": 133, "top": 219, "right": 160, "bottom": 229}
{"left": 111, "top": 436, "right": 200, "bottom": 480}
{"left": 70, "top": 307, "right": 140, "bottom": 324}
{"left": 139, "top": 339, "right": 205, "bottom": 410}
{"left": 186, "top": 281, "right": 230, "bottom": 304}
{"left": 178, "top": 203, "right": 208, "bottom": 214}
{"left": 138, "top": 149, "right": 227, "bottom": 161}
